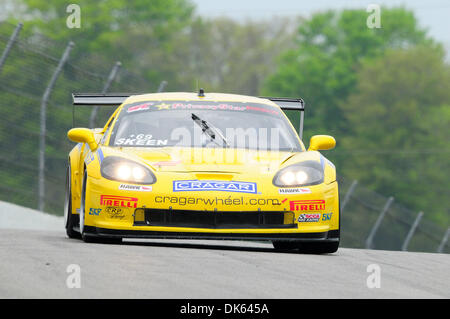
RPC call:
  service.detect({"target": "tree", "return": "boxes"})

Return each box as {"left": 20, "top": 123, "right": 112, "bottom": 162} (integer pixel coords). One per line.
{"left": 155, "top": 17, "right": 296, "bottom": 94}
{"left": 340, "top": 46, "right": 450, "bottom": 224}
{"left": 263, "top": 8, "right": 436, "bottom": 140}
{"left": 7, "top": 0, "right": 195, "bottom": 77}
{"left": 5, "top": 1, "right": 294, "bottom": 94}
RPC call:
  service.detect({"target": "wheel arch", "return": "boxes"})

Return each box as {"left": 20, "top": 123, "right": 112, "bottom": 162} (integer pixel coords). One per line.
{"left": 68, "top": 143, "right": 86, "bottom": 214}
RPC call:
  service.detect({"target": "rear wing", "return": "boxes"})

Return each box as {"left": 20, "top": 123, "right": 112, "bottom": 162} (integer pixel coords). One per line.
{"left": 261, "top": 97, "right": 305, "bottom": 140}
{"left": 72, "top": 93, "right": 139, "bottom": 128}
{"left": 72, "top": 93, "right": 137, "bottom": 106}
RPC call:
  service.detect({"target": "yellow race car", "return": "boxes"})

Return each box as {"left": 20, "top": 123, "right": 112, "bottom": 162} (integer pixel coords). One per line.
{"left": 65, "top": 91, "right": 339, "bottom": 253}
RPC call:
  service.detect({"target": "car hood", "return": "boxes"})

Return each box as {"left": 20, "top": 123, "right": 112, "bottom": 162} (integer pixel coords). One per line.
{"left": 100, "top": 146, "right": 322, "bottom": 176}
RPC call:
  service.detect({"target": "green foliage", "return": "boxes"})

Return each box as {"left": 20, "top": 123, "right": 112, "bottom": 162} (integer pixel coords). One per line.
{"left": 263, "top": 8, "right": 436, "bottom": 138}
{"left": 162, "top": 17, "right": 295, "bottom": 94}
{"left": 6, "top": 1, "right": 294, "bottom": 94}
{"left": 340, "top": 47, "right": 450, "bottom": 224}
{"left": 14, "top": 0, "right": 195, "bottom": 55}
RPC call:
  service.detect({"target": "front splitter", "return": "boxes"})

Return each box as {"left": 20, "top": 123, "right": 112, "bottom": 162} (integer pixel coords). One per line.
{"left": 83, "top": 225, "right": 339, "bottom": 242}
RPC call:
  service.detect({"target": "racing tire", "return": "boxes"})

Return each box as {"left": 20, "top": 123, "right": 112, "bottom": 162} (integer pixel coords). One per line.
{"left": 80, "top": 169, "right": 122, "bottom": 245}
{"left": 64, "top": 163, "right": 81, "bottom": 239}
{"left": 296, "top": 241, "right": 339, "bottom": 254}
{"left": 272, "top": 241, "right": 301, "bottom": 251}
{"left": 272, "top": 240, "right": 339, "bottom": 254}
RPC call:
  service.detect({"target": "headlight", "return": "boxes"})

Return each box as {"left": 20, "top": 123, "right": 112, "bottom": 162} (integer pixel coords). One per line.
{"left": 273, "top": 160, "right": 323, "bottom": 187}
{"left": 100, "top": 156, "right": 156, "bottom": 184}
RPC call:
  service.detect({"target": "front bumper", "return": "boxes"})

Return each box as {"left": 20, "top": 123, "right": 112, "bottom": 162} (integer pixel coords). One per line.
{"left": 81, "top": 175, "right": 340, "bottom": 240}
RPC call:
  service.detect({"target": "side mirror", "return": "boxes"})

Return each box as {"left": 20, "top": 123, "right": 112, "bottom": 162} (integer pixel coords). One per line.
{"left": 67, "top": 128, "right": 98, "bottom": 151}
{"left": 308, "top": 135, "right": 336, "bottom": 151}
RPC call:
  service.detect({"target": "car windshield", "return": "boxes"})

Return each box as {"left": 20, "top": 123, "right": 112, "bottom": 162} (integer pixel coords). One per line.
{"left": 108, "top": 100, "right": 302, "bottom": 151}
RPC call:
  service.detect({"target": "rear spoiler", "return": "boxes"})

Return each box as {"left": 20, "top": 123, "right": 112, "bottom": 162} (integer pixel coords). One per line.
{"left": 71, "top": 93, "right": 137, "bottom": 128}
{"left": 73, "top": 93, "right": 305, "bottom": 108}
{"left": 260, "top": 97, "right": 304, "bottom": 111}
{"left": 72, "top": 93, "right": 137, "bottom": 106}
{"left": 260, "top": 97, "right": 305, "bottom": 139}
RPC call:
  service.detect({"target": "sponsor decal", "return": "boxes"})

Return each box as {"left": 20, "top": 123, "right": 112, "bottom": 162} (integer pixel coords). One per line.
{"left": 245, "top": 105, "right": 278, "bottom": 115}
{"left": 172, "top": 103, "right": 245, "bottom": 112}
{"left": 118, "top": 184, "right": 152, "bottom": 192}
{"left": 289, "top": 199, "right": 325, "bottom": 211}
{"left": 173, "top": 180, "right": 257, "bottom": 194}
{"left": 100, "top": 195, "right": 138, "bottom": 208}
{"left": 104, "top": 207, "right": 126, "bottom": 219}
{"left": 127, "top": 102, "right": 153, "bottom": 113}
{"left": 89, "top": 208, "right": 101, "bottom": 216}
{"left": 278, "top": 187, "right": 311, "bottom": 195}
{"left": 154, "top": 102, "right": 171, "bottom": 110}
{"left": 155, "top": 196, "right": 281, "bottom": 207}
{"left": 124, "top": 101, "right": 280, "bottom": 114}
{"left": 115, "top": 134, "right": 168, "bottom": 146}
{"left": 322, "top": 213, "right": 333, "bottom": 221}
{"left": 298, "top": 213, "right": 321, "bottom": 223}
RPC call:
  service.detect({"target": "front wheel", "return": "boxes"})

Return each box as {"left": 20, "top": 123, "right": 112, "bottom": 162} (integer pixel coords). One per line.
{"left": 296, "top": 241, "right": 339, "bottom": 254}
{"left": 272, "top": 241, "right": 300, "bottom": 250}
{"left": 64, "top": 163, "right": 80, "bottom": 239}
{"left": 272, "top": 240, "right": 339, "bottom": 254}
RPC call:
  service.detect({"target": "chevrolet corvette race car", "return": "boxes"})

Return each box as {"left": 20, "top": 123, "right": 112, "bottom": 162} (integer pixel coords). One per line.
{"left": 65, "top": 91, "right": 340, "bottom": 253}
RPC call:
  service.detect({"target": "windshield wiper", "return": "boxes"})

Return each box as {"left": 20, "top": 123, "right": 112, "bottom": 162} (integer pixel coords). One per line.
{"left": 191, "top": 113, "right": 229, "bottom": 147}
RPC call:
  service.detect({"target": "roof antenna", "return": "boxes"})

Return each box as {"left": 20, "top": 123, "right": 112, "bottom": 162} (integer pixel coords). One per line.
{"left": 198, "top": 88, "right": 205, "bottom": 97}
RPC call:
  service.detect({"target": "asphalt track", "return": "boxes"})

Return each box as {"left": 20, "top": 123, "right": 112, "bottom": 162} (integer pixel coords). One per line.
{"left": 0, "top": 228, "right": 448, "bottom": 299}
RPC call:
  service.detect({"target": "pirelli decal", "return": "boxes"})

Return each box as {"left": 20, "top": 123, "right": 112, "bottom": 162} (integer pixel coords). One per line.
{"left": 289, "top": 200, "right": 325, "bottom": 211}
{"left": 100, "top": 195, "right": 138, "bottom": 208}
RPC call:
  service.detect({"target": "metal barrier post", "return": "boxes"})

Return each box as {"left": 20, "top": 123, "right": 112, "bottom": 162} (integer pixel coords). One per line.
{"left": 401, "top": 211, "right": 424, "bottom": 251}
{"left": 38, "top": 41, "right": 74, "bottom": 212}
{"left": 437, "top": 227, "right": 450, "bottom": 253}
{"left": 341, "top": 180, "right": 357, "bottom": 214}
{"left": 89, "top": 61, "right": 122, "bottom": 128}
{"left": 0, "top": 22, "right": 23, "bottom": 75}
{"left": 157, "top": 80, "right": 168, "bottom": 93}
{"left": 365, "top": 196, "right": 394, "bottom": 249}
